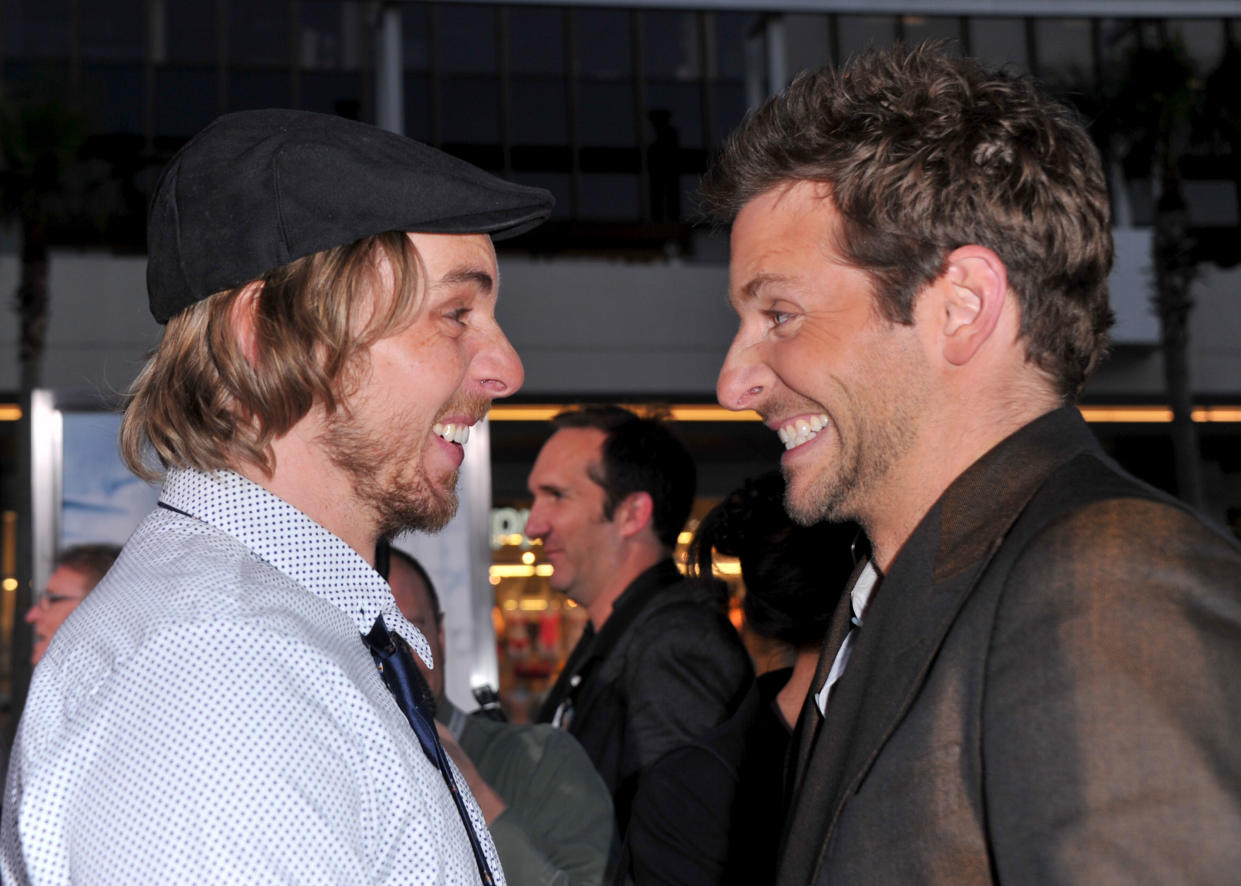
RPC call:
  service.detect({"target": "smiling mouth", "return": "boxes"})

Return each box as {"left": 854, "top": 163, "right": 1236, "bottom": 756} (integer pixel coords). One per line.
{"left": 777, "top": 414, "right": 829, "bottom": 450}
{"left": 432, "top": 422, "right": 473, "bottom": 444}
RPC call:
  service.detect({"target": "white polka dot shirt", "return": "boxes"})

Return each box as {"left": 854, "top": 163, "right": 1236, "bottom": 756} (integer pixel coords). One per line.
{"left": 1, "top": 468, "right": 504, "bottom": 885}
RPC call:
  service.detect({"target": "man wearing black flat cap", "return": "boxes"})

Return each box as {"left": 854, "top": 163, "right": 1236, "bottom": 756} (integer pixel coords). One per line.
{"left": 1, "top": 109, "right": 552, "bottom": 885}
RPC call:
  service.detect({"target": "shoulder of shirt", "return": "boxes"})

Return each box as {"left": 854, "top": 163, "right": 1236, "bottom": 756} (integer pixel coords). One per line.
{"left": 43, "top": 512, "right": 365, "bottom": 706}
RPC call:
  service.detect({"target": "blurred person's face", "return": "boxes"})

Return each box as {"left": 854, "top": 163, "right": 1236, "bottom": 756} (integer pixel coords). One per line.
{"left": 525, "top": 428, "right": 622, "bottom": 611}
{"left": 26, "top": 566, "right": 93, "bottom": 665}
{"left": 387, "top": 555, "right": 446, "bottom": 703}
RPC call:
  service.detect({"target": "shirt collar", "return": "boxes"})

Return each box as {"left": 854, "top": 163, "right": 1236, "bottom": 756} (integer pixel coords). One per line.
{"left": 850, "top": 560, "right": 881, "bottom": 626}
{"left": 159, "top": 467, "right": 434, "bottom": 666}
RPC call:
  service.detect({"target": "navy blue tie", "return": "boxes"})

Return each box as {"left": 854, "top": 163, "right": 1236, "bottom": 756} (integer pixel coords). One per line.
{"left": 363, "top": 614, "right": 496, "bottom": 886}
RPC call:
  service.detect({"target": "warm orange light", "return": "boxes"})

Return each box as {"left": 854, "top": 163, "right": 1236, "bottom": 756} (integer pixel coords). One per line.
{"left": 488, "top": 403, "right": 760, "bottom": 422}
{"left": 490, "top": 402, "right": 1239, "bottom": 424}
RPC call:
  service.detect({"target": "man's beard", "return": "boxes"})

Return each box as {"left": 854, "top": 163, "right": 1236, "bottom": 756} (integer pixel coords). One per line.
{"left": 319, "top": 407, "right": 460, "bottom": 540}
{"left": 781, "top": 379, "right": 924, "bottom": 528}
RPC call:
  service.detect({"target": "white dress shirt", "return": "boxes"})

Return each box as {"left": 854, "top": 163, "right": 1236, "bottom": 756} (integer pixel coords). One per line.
{"left": 815, "top": 560, "right": 880, "bottom": 717}
{"left": 1, "top": 468, "right": 504, "bottom": 885}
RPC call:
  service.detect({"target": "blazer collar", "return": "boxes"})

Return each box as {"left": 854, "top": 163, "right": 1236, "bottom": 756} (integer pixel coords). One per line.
{"left": 779, "top": 406, "right": 1100, "bottom": 885}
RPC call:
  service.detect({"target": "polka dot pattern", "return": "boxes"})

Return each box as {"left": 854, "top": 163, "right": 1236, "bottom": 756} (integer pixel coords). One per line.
{"left": 1, "top": 467, "right": 504, "bottom": 885}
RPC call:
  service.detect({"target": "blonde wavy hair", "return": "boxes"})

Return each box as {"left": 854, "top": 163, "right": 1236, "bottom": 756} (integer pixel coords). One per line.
{"left": 121, "top": 232, "right": 422, "bottom": 480}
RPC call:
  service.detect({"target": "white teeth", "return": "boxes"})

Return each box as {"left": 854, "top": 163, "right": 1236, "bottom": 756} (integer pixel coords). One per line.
{"left": 778, "top": 414, "right": 829, "bottom": 450}
{"left": 432, "top": 422, "right": 472, "bottom": 444}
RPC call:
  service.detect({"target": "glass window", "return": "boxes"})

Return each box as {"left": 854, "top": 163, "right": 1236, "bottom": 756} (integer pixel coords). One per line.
{"left": 228, "top": 0, "right": 289, "bottom": 68}
{"left": 968, "top": 17, "right": 1029, "bottom": 73}
{"left": 403, "top": 74, "right": 433, "bottom": 142}
{"left": 165, "top": 0, "right": 218, "bottom": 65}
{"left": 299, "top": 0, "right": 365, "bottom": 71}
{"left": 578, "top": 81, "right": 635, "bottom": 147}
{"left": 575, "top": 8, "right": 631, "bottom": 79}
{"left": 785, "top": 13, "right": 832, "bottom": 76}
{"left": 5, "top": 0, "right": 72, "bottom": 58}
{"left": 3, "top": 60, "right": 70, "bottom": 99}
{"left": 1168, "top": 18, "right": 1226, "bottom": 72}
{"left": 837, "top": 15, "right": 897, "bottom": 58}
{"left": 578, "top": 172, "right": 639, "bottom": 220}
{"left": 1096, "top": 17, "right": 1139, "bottom": 75}
{"left": 437, "top": 4, "right": 498, "bottom": 75}
{"left": 712, "top": 82, "right": 747, "bottom": 146}
{"left": 402, "top": 4, "right": 431, "bottom": 71}
{"left": 903, "top": 15, "right": 962, "bottom": 49}
{"left": 713, "top": 12, "right": 761, "bottom": 79}
{"left": 509, "top": 7, "right": 564, "bottom": 76}
{"left": 510, "top": 79, "right": 569, "bottom": 146}
{"left": 1034, "top": 18, "right": 1095, "bottom": 89}
{"left": 645, "top": 82, "right": 702, "bottom": 150}
{"left": 677, "top": 174, "right": 700, "bottom": 222}
{"left": 227, "top": 70, "right": 292, "bottom": 112}
{"left": 300, "top": 71, "right": 364, "bottom": 118}
{"left": 153, "top": 66, "right": 218, "bottom": 138}
{"left": 643, "top": 10, "right": 699, "bottom": 80}
{"left": 81, "top": 62, "right": 144, "bottom": 134}
{"left": 441, "top": 76, "right": 500, "bottom": 145}
{"left": 81, "top": 0, "right": 145, "bottom": 62}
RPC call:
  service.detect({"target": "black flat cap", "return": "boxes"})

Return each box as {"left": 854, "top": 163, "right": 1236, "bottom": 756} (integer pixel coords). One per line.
{"left": 147, "top": 109, "right": 554, "bottom": 323}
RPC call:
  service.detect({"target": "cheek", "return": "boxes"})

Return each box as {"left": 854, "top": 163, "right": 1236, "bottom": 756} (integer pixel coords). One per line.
{"left": 769, "top": 322, "right": 850, "bottom": 382}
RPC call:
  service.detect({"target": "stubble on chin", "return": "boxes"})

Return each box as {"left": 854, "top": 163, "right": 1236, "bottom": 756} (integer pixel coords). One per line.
{"left": 782, "top": 459, "right": 860, "bottom": 527}
{"left": 320, "top": 410, "right": 460, "bottom": 539}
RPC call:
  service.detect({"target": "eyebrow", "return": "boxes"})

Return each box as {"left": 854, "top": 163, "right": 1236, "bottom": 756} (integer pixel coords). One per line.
{"left": 433, "top": 268, "right": 495, "bottom": 295}
{"left": 731, "top": 272, "right": 790, "bottom": 305}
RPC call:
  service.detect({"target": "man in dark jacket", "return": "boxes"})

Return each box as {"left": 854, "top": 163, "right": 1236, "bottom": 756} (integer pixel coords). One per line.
{"left": 530, "top": 407, "right": 754, "bottom": 883}
{"left": 704, "top": 42, "right": 1241, "bottom": 885}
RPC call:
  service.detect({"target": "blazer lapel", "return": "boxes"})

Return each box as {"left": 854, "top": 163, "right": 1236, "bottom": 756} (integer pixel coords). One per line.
{"left": 792, "top": 559, "right": 867, "bottom": 783}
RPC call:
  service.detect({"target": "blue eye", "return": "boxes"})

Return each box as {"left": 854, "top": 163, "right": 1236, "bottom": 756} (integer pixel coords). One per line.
{"left": 766, "top": 310, "right": 792, "bottom": 327}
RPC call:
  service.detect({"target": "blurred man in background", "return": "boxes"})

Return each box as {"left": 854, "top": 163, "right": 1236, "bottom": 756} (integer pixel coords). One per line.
{"left": 387, "top": 545, "right": 616, "bottom": 886}
{"left": 25, "top": 543, "right": 120, "bottom": 666}
{"left": 529, "top": 406, "right": 754, "bottom": 883}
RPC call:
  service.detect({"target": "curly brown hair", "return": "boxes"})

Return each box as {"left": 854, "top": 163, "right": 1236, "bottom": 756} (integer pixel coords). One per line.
{"left": 701, "top": 42, "right": 1114, "bottom": 399}
{"left": 121, "top": 231, "right": 422, "bottom": 480}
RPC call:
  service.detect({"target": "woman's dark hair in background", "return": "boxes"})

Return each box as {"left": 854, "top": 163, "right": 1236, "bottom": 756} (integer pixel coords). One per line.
{"left": 690, "top": 471, "right": 859, "bottom": 647}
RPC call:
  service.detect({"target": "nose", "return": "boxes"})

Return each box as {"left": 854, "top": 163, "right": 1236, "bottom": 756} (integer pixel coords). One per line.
{"left": 716, "top": 330, "right": 772, "bottom": 411}
{"left": 25, "top": 603, "right": 39, "bottom": 624}
{"left": 476, "top": 325, "right": 524, "bottom": 399}
{"left": 525, "top": 500, "right": 549, "bottom": 542}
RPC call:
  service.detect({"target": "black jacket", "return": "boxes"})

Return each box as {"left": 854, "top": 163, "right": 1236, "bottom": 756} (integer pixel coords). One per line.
{"left": 538, "top": 559, "right": 755, "bottom": 880}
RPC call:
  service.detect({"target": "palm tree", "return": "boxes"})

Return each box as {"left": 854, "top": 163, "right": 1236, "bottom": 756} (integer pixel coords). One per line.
{"left": 1202, "top": 38, "right": 1241, "bottom": 243}
{"left": 1106, "top": 32, "right": 1204, "bottom": 509}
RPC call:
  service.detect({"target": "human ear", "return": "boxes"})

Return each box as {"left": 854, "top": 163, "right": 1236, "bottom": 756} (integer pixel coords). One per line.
{"left": 615, "top": 491, "right": 655, "bottom": 540}
{"left": 227, "top": 280, "right": 266, "bottom": 365}
{"left": 939, "top": 246, "right": 1007, "bottom": 366}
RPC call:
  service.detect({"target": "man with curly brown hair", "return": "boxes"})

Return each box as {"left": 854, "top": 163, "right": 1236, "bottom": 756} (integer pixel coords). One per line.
{"left": 705, "top": 42, "right": 1241, "bottom": 885}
